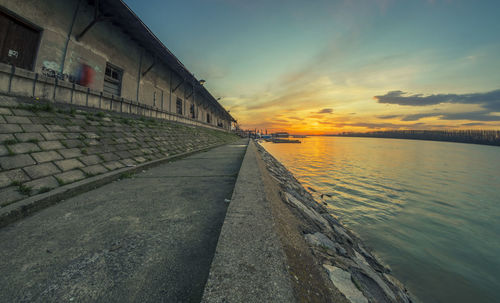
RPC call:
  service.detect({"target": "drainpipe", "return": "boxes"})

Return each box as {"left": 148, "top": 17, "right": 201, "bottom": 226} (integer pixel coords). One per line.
{"left": 193, "top": 85, "right": 196, "bottom": 119}
{"left": 60, "top": 0, "right": 82, "bottom": 73}
{"left": 169, "top": 69, "right": 172, "bottom": 113}
{"left": 136, "top": 48, "right": 143, "bottom": 102}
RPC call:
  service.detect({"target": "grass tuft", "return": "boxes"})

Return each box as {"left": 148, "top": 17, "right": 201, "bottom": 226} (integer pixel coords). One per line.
{"left": 55, "top": 177, "right": 65, "bottom": 186}
{"left": 119, "top": 172, "right": 134, "bottom": 179}
{"left": 6, "top": 145, "right": 15, "bottom": 156}
{"left": 17, "top": 102, "right": 54, "bottom": 113}
{"left": 38, "top": 187, "right": 52, "bottom": 194}
{"left": 10, "top": 180, "right": 22, "bottom": 187}
{"left": 18, "top": 184, "right": 32, "bottom": 195}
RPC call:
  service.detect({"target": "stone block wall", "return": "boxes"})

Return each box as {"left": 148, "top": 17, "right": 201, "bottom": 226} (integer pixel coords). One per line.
{"left": 0, "top": 96, "right": 238, "bottom": 208}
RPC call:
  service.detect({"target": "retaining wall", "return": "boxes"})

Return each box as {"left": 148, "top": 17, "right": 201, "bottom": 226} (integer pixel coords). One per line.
{"left": 0, "top": 95, "right": 238, "bottom": 208}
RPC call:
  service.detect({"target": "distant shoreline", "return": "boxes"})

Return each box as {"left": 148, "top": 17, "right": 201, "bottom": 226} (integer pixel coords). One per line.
{"left": 317, "top": 130, "right": 500, "bottom": 146}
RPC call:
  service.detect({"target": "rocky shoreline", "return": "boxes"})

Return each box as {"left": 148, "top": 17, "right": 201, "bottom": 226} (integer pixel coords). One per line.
{"left": 256, "top": 141, "right": 413, "bottom": 303}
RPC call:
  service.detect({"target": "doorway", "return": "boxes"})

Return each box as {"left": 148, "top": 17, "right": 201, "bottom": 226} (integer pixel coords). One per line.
{"left": 0, "top": 10, "right": 41, "bottom": 70}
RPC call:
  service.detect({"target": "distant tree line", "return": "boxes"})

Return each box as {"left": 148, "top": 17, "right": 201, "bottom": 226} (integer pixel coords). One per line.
{"left": 330, "top": 130, "right": 500, "bottom": 146}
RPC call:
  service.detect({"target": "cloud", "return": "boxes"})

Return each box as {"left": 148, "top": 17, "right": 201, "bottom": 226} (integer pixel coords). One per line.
{"left": 242, "top": 76, "right": 339, "bottom": 113}
{"left": 330, "top": 121, "right": 419, "bottom": 129}
{"left": 348, "top": 122, "right": 411, "bottom": 129}
{"left": 382, "top": 111, "right": 500, "bottom": 122}
{"left": 377, "top": 114, "right": 399, "bottom": 119}
{"left": 462, "top": 122, "right": 487, "bottom": 126}
{"left": 439, "top": 112, "right": 500, "bottom": 121}
{"left": 245, "top": 88, "right": 322, "bottom": 111}
{"left": 374, "top": 89, "right": 500, "bottom": 111}
{"left": 333, "top": 121, "right": 459, "bottom": 130}
{"left": 308, "top": 114, "right": 327, "bottom": 119}
{"left": 400, "top": 113, "right": 442, "bottom": 121}
{"left": 318, "top": 120, "right": 336, "bottom": 125}
{"left": 399, "top": 111, "right": 500, "bottom": 122}
{"left": 316, "top": 108, "right": 334, "bottom": 114}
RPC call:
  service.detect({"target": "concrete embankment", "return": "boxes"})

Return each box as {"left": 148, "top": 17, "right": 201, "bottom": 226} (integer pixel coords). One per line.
{"left": 203, "top": 140, "right": 412, "bottom": 303}
{"left": 0, "top": 95, "right": 237, "bottom": 227}
{"left": 202, "top": 139, "right": 296, "bottom": 302}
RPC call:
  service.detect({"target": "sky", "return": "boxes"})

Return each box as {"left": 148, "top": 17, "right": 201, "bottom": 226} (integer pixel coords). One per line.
{"left": 124, "top": 0, "right": 500, "bottom": 134}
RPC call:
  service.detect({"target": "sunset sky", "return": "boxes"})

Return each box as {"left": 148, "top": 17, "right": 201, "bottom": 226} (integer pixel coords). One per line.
{"left": 124, "top": 0, "right": 500, "bottom": 134}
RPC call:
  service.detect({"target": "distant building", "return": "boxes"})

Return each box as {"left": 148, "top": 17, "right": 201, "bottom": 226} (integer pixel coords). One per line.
{"left": 0, "top": 0, "right": 234, "bottom": 130}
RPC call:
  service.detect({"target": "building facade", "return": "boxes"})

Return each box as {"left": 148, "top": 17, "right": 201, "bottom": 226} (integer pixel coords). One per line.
{"left": 0, "top": 0, "right": 234, "bottom": 130}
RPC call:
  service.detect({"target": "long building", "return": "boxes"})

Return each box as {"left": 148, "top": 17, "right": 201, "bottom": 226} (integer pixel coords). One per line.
{"left": 0, "top": 0, "right": 234, "bottom": 130}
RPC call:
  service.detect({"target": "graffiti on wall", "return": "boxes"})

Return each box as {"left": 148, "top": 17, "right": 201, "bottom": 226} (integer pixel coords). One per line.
{"left": 41, "top": 66, "right": 76, "bottom": 82}
{"left": 41, "top": 63, "right": 95, "bottom": 87}
{"left": 76, "top": 64, "right": 94, "bottom": 86}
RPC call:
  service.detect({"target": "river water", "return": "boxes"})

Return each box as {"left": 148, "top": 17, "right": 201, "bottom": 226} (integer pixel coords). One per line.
{"left": 261, "top": 136, "right": 500, "bottom": 303}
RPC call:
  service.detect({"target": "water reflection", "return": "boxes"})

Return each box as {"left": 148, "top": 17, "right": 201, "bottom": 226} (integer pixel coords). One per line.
{"left": 261, "top": 136, "right": 500, "bottom": 303}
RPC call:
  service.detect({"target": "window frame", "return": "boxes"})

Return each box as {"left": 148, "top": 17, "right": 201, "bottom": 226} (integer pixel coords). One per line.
{"left": 176, "top": 98, "right": 183, "bottom": 115}
{"left": 190, "top": 104, "right": 195, "bottom": 119}
{"left": 103, "top": 62, "right": 123, "bottom": 96}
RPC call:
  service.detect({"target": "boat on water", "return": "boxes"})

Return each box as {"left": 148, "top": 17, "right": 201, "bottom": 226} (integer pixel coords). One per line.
{"left": 271, "top": 138, "right": 301, "bottom": 143}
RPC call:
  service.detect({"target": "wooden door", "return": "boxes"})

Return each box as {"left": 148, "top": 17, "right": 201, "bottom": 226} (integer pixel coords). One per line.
{"left": 0, "top": 11, "right": 40, "bottom": 70}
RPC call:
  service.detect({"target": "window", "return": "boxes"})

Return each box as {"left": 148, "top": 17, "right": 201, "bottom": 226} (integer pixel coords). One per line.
{"left": 190, "top": 104, "right": 195, "bottom": 119}
{"left": 206, "top": 113, "right": 211, "bottom": 123}
{"left": 176, "top": 98, "right": 183, "bottom": 115}
{"left": 103, "top": 63, "right": 122, "bottom": 96}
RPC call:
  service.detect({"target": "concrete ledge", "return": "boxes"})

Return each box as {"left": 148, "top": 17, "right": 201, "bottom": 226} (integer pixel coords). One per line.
{"left": 0, "top": 141, "right": 229, "bottom": 228}
{"left": 202, "top": 140, "right": 295, "bottom": 302}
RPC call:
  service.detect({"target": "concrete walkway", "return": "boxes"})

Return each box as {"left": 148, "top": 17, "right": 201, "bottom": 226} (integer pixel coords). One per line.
{"left": 0, "top": 138, "right": 248, "bottom": 303}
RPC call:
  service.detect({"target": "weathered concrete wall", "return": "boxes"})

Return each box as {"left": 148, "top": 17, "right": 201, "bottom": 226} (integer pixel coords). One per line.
{"left": 0, "top": 96, "right": 238, "bottom": 209}
{"left": 0, "top": 0, "right": 230, "bottom": 129}
{"left": 69, "top": 1, "right": 142, "bottom": 98}
{"left": 0, "top": 63, "right": 223, "bottom": 129}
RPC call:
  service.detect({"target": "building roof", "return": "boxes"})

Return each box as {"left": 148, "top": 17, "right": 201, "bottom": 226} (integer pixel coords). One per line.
{"left": 90, "top": 0, "right": 235, "bottom": 122}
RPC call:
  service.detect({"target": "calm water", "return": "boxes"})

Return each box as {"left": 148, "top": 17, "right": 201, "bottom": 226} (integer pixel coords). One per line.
{"left": 261, "top": 136, "right": 500, "bottom": 303}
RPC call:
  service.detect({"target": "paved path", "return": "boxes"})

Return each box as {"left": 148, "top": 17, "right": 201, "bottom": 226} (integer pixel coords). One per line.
{"left": 0, "top": 138, "right": 248, "bottom": 303}
{"left": 202, "top": 141, "right": 295, "bottom": 302}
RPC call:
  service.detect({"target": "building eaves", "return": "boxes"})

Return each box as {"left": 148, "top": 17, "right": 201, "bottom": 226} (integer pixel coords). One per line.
{"left": 94, "top": 0, "right": 235, "bottom": 122}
